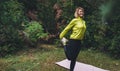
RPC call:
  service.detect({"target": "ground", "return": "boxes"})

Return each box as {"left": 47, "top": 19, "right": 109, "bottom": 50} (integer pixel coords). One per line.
{"left": 0, "top": 44, "right": 120, "bottom": 71}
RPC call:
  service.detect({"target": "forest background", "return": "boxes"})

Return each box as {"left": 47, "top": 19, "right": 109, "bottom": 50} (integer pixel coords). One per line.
{"left": 0, "top": 0, "right": 120, "bottom": 59}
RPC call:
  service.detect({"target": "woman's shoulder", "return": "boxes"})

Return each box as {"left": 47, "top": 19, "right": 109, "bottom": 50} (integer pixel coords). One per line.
{"left": 71, "top": 18, "right": 78, "bottom": 21}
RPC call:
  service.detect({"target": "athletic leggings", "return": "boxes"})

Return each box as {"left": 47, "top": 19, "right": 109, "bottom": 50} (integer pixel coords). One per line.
{"left": 64, "top": 39, "right": 81, "bottom": 71}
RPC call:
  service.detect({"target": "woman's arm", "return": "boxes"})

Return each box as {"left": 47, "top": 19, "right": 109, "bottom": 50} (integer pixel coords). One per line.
{"left": 59, "top": 19, "right": 76, "bottom": 39}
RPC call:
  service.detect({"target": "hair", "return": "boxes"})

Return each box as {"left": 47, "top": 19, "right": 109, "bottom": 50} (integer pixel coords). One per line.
{"left": 74, "top": 7, "right": 84, "bottom": 18}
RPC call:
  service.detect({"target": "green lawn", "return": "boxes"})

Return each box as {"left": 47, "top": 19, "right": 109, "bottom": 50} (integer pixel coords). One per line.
{"left": 0, "top": 44, "right": 120, "bottom": 71}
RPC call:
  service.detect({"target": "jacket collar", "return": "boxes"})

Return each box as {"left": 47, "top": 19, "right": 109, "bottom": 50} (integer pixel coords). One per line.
{"left": 76, "top": 17, "right": 82, "bottom": 20}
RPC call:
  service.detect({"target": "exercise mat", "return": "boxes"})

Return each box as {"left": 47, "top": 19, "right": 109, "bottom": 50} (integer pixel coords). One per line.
{"left": 56, "top": 59, "right": 109, "bottom": 71}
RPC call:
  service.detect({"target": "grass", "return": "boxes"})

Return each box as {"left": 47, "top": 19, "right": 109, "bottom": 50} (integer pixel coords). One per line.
{"left": 0, "top": 44, "right": 120, "bottom": 71}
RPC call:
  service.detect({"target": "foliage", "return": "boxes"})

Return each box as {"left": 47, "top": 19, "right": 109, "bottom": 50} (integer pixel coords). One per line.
{"left": 109, "top": 35, "right": 120, "bottom": 58}
{"left": 0, "top": 0, "right": 24, "bottom": 27}
{"left": 0, "top": 0, "right": 119, "bottom": 58}
{"left": 106, "top": 0, "right": 120, "bottom": 58}
{"left": 0, "top": 0, "right": 25, "bottom": 56}
{"left": 61, "top": 0, "right": 74, "bottom": 21}
{"left": 18, "top": 0, "right": 38, "bottom": 11}
{"left": 88, "top": 0, "right": 120, "bottom": 58}
{"left": 24, "top": 21, "right": 48, "bottom": 43}
{"left": 37, "top": 1, "right": 57, "bottom": 34}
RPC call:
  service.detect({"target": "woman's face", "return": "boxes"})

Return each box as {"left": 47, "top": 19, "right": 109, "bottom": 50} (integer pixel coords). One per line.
{"left": 77, "top": 9, "right": 84, "bottom": 18}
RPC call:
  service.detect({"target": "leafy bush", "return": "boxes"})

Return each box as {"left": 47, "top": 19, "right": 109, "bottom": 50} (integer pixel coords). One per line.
{"left": 0, "top": 0, "right": 25, "bottom": 56}
{"left": 24, "top": 21, "right": 48, "bottom": 43}
{"left": 109, "top": 35, "right": 120, "bottom": 58}
{"left": 37, "top": 2, "right": 56, "bottom": 34}
{"left": 0, "top": 0, "right": 24, "bottom": 27}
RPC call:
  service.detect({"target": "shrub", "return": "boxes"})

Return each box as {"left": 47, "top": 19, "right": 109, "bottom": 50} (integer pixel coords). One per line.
{"left": 109, "top": 35, "right": 120, "bottom": 58}
{"left": 24, "top": 21, "right": 48, "bottom": 44}
{"left": 0, "top": 0, "right": 25, "bottom": 56}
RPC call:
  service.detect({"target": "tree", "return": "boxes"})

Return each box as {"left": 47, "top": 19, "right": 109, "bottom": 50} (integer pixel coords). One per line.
{"left": 0, "top": 0, "right": 25, "bottom": 56}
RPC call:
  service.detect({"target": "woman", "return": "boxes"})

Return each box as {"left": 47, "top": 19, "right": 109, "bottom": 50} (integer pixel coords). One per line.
{"left": 59, "top": 7, "right": 86, "bottom": 71}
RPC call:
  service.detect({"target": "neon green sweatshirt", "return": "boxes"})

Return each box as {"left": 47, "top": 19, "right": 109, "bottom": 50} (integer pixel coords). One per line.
{"left": 59, "top": 17, "right": 86, "bottom": 40}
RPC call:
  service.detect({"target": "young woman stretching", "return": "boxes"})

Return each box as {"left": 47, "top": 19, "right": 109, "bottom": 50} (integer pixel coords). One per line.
{"left": 59, "top": 7, "right": 86, "bottom": 71}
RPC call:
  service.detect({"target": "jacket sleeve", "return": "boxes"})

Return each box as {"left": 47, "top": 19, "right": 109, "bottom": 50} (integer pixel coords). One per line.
{"left": 59, "top": 19, "right": 76, "bottom": 39}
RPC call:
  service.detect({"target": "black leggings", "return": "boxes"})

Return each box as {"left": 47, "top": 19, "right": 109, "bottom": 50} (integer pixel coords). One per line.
{"left": 64, "top": 39, "right": 81, "bottom": 71}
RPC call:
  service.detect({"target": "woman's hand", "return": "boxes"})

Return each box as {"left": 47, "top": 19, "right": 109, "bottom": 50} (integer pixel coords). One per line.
{"left": 61, "top": 37, "right": 68, "bottom": 46}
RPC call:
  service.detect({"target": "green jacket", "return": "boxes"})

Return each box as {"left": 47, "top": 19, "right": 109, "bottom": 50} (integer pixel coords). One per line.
{"left": 59, "top": 17, "right": 86, "bottom": 40}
